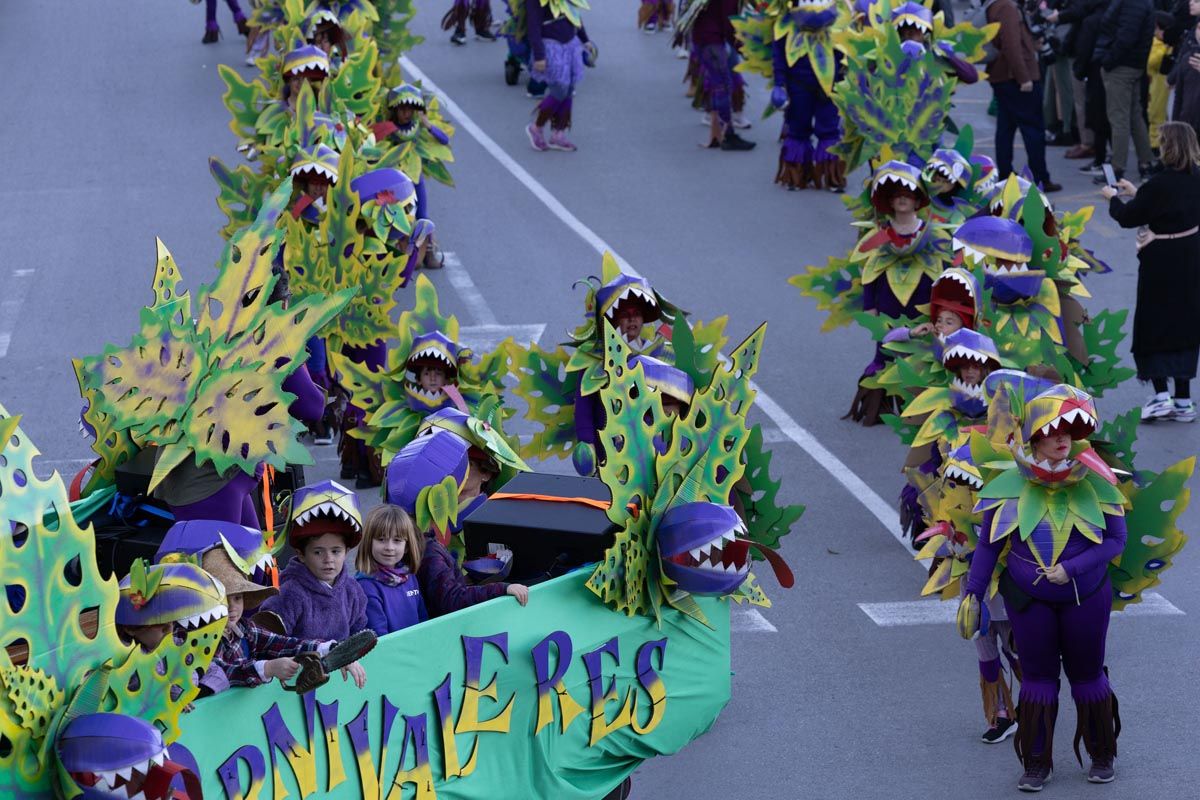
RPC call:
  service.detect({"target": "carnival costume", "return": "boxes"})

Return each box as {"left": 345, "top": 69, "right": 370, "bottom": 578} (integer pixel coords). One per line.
{"left": 73, "top": 184, "right": 354, "bottom": 524}
{"left": 524, "top": 0, "right": 595, "bottom": 151}
{"left": 959, "top": 371, "right": 1193, "bottom": 785}
{"left": 638, "top": 0, "right": 675, "bottom": 32}
{"left": 831, "top": 0, "right": 993, "bottom": 171}
{"left": 734, "top": 0, "right": 850, "bottom": 189}
{"left": 443, "top": 0, "right": 498, "bottom": 44}
{"left": 203, "top": 0, "right": 249, "bottom": 44}
{"left": 682, "top": 0, "right": 754, "bottom": 149}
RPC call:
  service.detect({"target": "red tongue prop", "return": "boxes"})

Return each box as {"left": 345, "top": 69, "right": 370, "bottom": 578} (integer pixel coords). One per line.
{"left": 744, "top": 541, "right": 794, "bottom": 589}
{"left": 1075, "top": 446, "right": 1119, "bottom": 485}
{"left": 442, "top": 384, "right": 469, "bottom": 414}
{"left": 372, "top": 121, "right": 398, "bottom": 140}
{"left": 141, "top": 761, "right": 202, "bottom": 800}
{"left": 916, "top": 520, "right": 952, "bottom": 543}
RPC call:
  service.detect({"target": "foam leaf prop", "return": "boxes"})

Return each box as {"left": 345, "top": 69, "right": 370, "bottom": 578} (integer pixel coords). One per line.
{"left": 77, "top": 181, "right": 355, "bottom": 486}
{"left": 1110, "top": 457, "right": 1193, "bottom": 609}
{"left": 505, "top": 341, "right": 580, "bottom": 462}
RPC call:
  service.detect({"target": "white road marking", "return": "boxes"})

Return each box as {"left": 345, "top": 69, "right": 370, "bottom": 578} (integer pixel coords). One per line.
{"left": 459, "top": 323, "right": 547, "bottom": 354}
{"left": 731, "top": 607, "right": 778, "bottom": 633}
{"left": 858, "top": 591, "right": 1184, "bottom": 627}
{"left": 0, "top": 268, "right": 35, "bottom": 358}
{"left": 401, "top": 55, "right": 902, "bottom": 541}
{"left": 442, "top": 250, "right": 500, "bottom": 326}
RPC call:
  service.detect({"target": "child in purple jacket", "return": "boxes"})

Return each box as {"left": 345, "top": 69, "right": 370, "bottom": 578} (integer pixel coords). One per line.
{"left": 260, "top": 481, "right": 370, "bottom": 646}
{"left": 355, "top": 504, "right": 429, "bottom": 636}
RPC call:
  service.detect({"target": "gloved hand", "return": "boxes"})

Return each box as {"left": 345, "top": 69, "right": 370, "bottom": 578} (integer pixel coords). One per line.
{"left": 583, "top": 41, "right": 599, "bottom": 67}
{"left": 956, "top": 593, "right": 990, "bottom": 640}
{"left": 900, "top": 40, "right": 927, "bottom": 60}
{"left": 770, "top": 86, "right": 788, "bottom": 110}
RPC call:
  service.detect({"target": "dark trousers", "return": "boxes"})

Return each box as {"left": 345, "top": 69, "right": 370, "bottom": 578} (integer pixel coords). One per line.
{"left": 992, "top": 79, "right": 1050, "bottom": 184}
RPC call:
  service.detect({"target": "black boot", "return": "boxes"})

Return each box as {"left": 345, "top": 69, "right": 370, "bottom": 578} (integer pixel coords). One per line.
{"left": 720, "top": 130, "right": 755, "bottom": 151}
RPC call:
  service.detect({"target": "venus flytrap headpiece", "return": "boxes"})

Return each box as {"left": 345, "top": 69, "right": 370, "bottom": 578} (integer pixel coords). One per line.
{"left": 117, "top": 561, "right": 229, "bottom": 633}
{"left": 155, "top": 519, "right": 277, "bottom": 584}
{"left": 288, "top": 480, "right": 363, "bottom": 549}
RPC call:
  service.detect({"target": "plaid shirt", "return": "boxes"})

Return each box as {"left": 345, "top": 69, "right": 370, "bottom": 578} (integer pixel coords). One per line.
{"left": 212, "top": 620, "right": 324, "bottom": 688}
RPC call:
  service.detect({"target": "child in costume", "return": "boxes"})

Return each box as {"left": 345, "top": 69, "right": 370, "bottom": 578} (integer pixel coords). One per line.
{"left": 385, "top": 431, "right": 531, "bottom": 615}
{"left": 845, "top": 161, "right": 949, "bottom": 425}
{"left": 638, "top": 0, "right": 675, "bottom": 32}
{"left": 198, "top": 546, "right": 366, "bottom": 694}
{"left": 115, "top": 561, "right": 229, "bottom": 653}
{"left": 356, "top": 504, "right": 429, "bottom": 636}
{"left": 691, "top": 0, "right": 756, "bottom": 151}
{"left": 444, "top": 0, "right": 499, "bottom": 45}
{"left": 525, "top": 0, "right": 595, "bottom": 152}
{"left": 260, "top": 481, "right": 369, "bottom": 642}
{"left": 305, "top": 8, "right": 350, "bottom": 68}
{"left": 960, "top": 374, "right": 1124, "bottom": 790}
{"left": 203, "top": 0, "right": 249, "bottom": 44}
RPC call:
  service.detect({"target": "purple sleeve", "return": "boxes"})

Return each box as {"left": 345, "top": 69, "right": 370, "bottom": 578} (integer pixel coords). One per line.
{"left": 283, "top": 365, "right": 325, "bottom": 424}
{"left": 526, "top": 0, "right": 545, "bottom": 61}
{"left": 771, "top": 39, "right": 789, "bottom": 86}
{"left": 576, "top": 23, "right": 589, "bottom": 44}
{"left": 350, "top": 579, "right": 369, "bottom": 632}
{"left": 258, "top": 584, "right": 304, "bottom": 638}
{"left": 964, "top": 508, "right": 1004, "bottom": 599}
{"left": 417, "top": 540, "right": 508, "bottom": 615}
{"left": 427, "top": 124, "right": 450, "bottom": 146}
{"left": 1062, "top": 513, "right": 1127, "bottom": 578}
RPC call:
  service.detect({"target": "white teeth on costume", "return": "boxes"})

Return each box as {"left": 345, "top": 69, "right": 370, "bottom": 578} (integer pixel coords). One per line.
{"left": 938, "top": 270, "right": 975, "bottom": 296}
{"left": 689, "top": 547, "right": 703, "bottom": 561}
{"left": 953, "top": 240, "right": 987, "bottom": 266}
{"left": 406, "top": 383, "right": 446, "bottom": 402}
{"left": 682, "top": 526, "right": 749, "bottom": 575}
{"left": 950, "top": 377, "right": 986, "bottom": 399}
{"left": 944, "top": 465, "right": 983, "bottom": 489}
{"left": 879, "top": 173, "right": 919, "bottom": 192}
{"left": 943, "top": 345, "right": 991, "bottom": 366}
{"left": 985, "top": 261, "right": 1031, "bottom": 274}
{"left": 285, "top": 59, "right": 328, "bottom": 77}
{"left": 411, "top": 345, "right": 455, "bottom": 366}
{"left": 603, "top": 284, "right": 658, "bottom": 318}
{"left": 289, "top": 163, "right": 337, "bottom": 182}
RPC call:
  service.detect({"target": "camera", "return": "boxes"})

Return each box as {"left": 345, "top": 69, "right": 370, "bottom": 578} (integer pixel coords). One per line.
{"left": 1024, "top": 0, "right": 1063, "bottom": 65}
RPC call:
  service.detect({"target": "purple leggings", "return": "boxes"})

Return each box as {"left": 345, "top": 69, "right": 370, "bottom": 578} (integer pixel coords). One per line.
{"left": 699, "top": 44, "right": 734, "bottom": 125}
{"left": 1006, "top": 579, "right": 1113, "bottom": 752}
{"left": 205, "top": 0, "right": 246, "bottom": 31}
{"left": 169, "top": 470, "right": 260, "bottom": 528}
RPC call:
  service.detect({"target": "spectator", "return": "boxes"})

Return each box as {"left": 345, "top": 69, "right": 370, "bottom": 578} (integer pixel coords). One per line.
{"left": 1094, "top": 0, "right": 1157, "bottom": 181}
{"left": 1149, "top": 11, "right": 1176, "bottom": 150}
{"left": 1031, "top": 0, "right": 1076, "bottom": 145}
{"left": 987, "top": 0, "right": 1064, "bottom": 190}
{"left": 1103, "top": 121, "right": 1200, "bottom": 423}
{"left": 1168, "top": 0, "right": 1200, "bottom": 132}
{"left": 1053, "top": 0, "right": 1109, "bottom": 159}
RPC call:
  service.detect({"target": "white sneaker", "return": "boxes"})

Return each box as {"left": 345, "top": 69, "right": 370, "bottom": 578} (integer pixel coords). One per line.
{"left": 732, "top": 112, "right": 752, "bottom": 130}
{"left": 699, "top": 111, "right": 711, "bottom": 126}
{"left": 1170, "top": 400, "right": 1196, "bottom": 423}
{"left": 1141, "top": 392, "right": 1174, "bottom": 421}
{"left": 674, "top": 46, "right": 689, "bottom": 59}
{"left": 643, "top": 22, "right": 656, "bottom": 33}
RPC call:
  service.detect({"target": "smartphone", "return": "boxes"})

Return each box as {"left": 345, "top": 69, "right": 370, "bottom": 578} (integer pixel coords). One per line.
{"left": 1102, "top": 164, "right": 1117, "bottom": 188}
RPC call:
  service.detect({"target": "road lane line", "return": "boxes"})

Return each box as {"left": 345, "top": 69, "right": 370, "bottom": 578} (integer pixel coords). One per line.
{"left": 401, "top": 56, "right": 902, "bottom": 540}
{"left": 858, "top": 592, "right": 1184, "bottom": 627}
{"left": 443, "top": 250, "right": 500, "bottom": 326}
{"left": 731, "top": 607, "right": 779, "bottom": 633}
{"left": 0, "top": 268, "right": 35, "bottom": 359}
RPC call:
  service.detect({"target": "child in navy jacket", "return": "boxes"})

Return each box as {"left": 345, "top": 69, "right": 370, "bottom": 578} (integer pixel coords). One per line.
{"left": 355, "top": 504, "right": 428, "bottom": 636}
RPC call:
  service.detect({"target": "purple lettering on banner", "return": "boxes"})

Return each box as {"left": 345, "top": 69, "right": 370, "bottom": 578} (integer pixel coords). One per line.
{"left": 531, "top": 630, "right": 585, "bottom": 735}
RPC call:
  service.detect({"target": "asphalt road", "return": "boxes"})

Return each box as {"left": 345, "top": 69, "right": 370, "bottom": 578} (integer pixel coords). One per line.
{"left": 1, "top": 1, "right": 1198, "bottom": 798}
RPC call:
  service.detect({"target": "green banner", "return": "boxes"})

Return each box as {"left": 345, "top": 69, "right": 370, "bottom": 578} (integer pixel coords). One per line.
{"left": 178, "top": 571, "right": 731, "bottom": 799}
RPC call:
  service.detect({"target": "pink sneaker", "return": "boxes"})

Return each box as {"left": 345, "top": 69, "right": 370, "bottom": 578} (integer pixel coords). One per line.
{"left": 526, "top": 122, "right": 548, "bottom": 151}
{"left": 548, "top": 129, "right": 577, "bottom": 152}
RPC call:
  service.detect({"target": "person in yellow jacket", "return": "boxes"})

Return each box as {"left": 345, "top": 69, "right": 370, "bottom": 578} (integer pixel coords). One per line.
{"left": 1149, "top": 12, "right": 1175, "bottom": 151}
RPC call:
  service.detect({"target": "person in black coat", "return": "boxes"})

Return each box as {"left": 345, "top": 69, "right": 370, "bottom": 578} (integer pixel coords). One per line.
{"left": 1103, "top": 121, "right": 1200, "bottom": 422}
{"left": 1063, "top": 0, "right": 1113, "bottom": 167}
{"left": 1168, "top": 2, "right": 1200, "bottom": 132}
{"left": 1094, "top": 0, "right": 1158, "bottom": 178}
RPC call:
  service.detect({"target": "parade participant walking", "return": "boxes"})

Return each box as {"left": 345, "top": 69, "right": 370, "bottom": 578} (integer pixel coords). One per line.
{"left": 525, "top": 0, "right": 595, "bottom": 152}
{"left": 443, "top": 0, "right": 499, "bottom": 45}
{"left": 202, "top": 0, "right": 249, "bottom": 44}
{"left": 1103, "top": 121, "right": 1200, "bottom": 422}
{"left": 960, "top": 375, "right": 1125, "bottom": 791}
{"left": 693, "top": 0, "right": 756, "bottom": 150}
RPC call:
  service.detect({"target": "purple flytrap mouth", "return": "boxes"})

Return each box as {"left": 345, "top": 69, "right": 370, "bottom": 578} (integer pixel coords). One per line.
{"left": 657, "top": 503, "right": 794, "bottom": 596}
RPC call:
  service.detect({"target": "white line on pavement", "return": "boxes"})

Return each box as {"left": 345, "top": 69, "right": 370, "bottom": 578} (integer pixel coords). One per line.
{"left": 401, "top": 56, "right": 902, "bottom": 540}
{"left": 0, "top": 268, "right": 35, "bottom": 359}
{"left": 857, "top": 592, "right": 1185, "bottom": 627}
{"left": 442, "top": 251, "right": 500, "bottom": 326}
{"left": 731, "top": 607, "right": 779, "bottom": 633}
